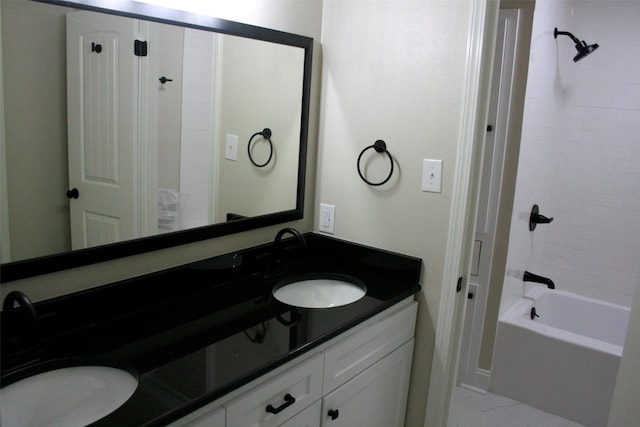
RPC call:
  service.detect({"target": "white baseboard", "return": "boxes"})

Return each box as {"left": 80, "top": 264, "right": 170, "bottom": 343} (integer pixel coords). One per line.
{"left": 458, "top": 368, "right": 491, "bottom": 394}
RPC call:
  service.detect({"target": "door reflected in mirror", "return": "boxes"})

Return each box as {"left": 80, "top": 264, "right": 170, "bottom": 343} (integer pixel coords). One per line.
{"left": 1, "top": 0, "right": 308, "bottom": 267}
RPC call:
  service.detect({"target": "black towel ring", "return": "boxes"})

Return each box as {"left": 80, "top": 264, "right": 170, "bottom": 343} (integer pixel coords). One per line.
{"left": 357, "top": 140, "right": 394, "bottom": 186}
{"left": 247, "top": 128, "right": 273, "bottom": 167}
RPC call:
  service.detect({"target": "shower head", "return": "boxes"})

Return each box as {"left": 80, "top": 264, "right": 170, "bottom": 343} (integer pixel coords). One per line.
{"left": 554, "top": 27, "right": 599, "bottom": 62}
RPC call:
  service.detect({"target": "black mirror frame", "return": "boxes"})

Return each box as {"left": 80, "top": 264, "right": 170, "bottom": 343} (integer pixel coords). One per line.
{"left": 1, "top": 0, "right": 313, "bottom": 283}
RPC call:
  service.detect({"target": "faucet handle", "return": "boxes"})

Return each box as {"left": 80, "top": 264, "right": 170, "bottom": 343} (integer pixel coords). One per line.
{"left": 529, "top": 204, "right": 554, "bottom": 231}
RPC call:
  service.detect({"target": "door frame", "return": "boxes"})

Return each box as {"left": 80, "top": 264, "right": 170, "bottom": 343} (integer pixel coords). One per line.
{"left": 423, "top": 0, "right": 500, "bottom": 425}
{"left": 456, "top": 8, "right": 519, "bottom": 393}
{"left": 138, "top": 18, "right": 158, "bottom": 238}
{"left": 0, "top": 7, "right": 11, "bottom": 262}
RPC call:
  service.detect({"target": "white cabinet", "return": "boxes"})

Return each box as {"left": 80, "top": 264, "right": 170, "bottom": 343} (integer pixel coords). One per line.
{"left": 171, "top": 300, "right": 417, "bottom": 427}
{"left": 279, "top": 400, "right": 321, "bottom": 427}
{"left": 320, "top": 340, "right": 414, "bottom": 427}
{"left": 178, "top": 406, "right": 225, "bottom": 427}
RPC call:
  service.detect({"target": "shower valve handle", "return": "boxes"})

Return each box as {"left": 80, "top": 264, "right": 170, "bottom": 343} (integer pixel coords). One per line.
{"left": 529, "top": 204, "right": 553, "bottom": 231}
{"left": 532, "top": 213, "right": 553, "bottom": 223}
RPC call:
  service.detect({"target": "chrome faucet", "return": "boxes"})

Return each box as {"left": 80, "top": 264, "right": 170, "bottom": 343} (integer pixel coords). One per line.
{"left": 272, "top": 227, "right": 307, "bottom": 273}
{"left": 523, "top": 271, "right": 555, "bottom": 289}
{"left": 2, "top": 290, "right": 39, "bottom": 353}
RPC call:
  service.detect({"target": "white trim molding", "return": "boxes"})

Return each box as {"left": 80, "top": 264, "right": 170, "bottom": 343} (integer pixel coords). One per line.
{"left": 423, "top": 0, "right": 499, "bottom": 426}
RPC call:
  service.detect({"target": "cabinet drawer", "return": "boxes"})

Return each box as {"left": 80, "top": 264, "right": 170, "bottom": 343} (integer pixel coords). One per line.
{"left": 225, "top": 353, "right": 324, "bottom": 427}
{"left": 323, "top": 301, "right": 417, "bottom": 393}
{"left": 178, "top": 406, "right": 225, "bottom": 427}
{"left": 279, "top": 400, "right": 321, "bottom": 427}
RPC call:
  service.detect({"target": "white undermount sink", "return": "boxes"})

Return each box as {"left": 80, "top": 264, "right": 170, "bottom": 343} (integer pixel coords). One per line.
{"left": 273, "top": 274, "right": 367, "bottom": 308}
{"left": 0, "top": 359, "right": 138, "bottom": 427}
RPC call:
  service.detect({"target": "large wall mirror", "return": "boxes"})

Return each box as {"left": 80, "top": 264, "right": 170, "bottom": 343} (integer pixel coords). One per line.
{"left": 0, "top": 0, "right": 313, "bottom": 282}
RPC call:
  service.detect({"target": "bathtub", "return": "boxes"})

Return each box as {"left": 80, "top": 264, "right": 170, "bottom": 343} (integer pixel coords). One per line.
{"left": 491, "top": 287, "right": 630, "bottom": 427}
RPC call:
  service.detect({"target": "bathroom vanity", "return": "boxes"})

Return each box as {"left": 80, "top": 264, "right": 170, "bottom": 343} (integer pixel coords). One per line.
{"left": 177, "top": 294, "right": 417, "bottom": 427}
{"left": 1, "top": 233, "right": 421, "bottom": 426}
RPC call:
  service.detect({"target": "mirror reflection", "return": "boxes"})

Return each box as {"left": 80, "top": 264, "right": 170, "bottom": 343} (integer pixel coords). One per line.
{"left": 1, "top": 0, "right": 306, "bottom": 264}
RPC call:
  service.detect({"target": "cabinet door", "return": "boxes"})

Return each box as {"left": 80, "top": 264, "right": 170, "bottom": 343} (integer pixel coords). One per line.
{"left": 321, "top": 339, "right": 414, "bottom": 427}
{"left": 279, "top": 400, "right": 321, "bottom": 427}
{"left": 323, "top": 301, "right": 417, "bottom": 393}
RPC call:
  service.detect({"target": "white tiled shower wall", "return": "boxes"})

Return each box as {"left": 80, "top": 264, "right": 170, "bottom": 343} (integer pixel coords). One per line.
{"left": 502, "top": 0, "right": 640, "bottom": 313}
{"left": 179, "top": 29, "right": 216, "bottom": 229}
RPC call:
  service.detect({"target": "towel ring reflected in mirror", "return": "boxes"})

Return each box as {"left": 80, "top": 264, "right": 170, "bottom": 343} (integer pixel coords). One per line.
{"left": 248, "top": 128, "right": 274, "bottom": 168}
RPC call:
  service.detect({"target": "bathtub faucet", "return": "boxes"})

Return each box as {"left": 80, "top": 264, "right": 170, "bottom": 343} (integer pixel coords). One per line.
{"left": 523, "top": 271, "right": 555, "bottom": 289}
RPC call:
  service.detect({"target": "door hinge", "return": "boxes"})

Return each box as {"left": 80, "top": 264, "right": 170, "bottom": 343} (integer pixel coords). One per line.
{"left": 134, "top": 40, "right": 148, "bottom": 57}
{"left": 456, "top": 276, "right": 464, "bottom": 293}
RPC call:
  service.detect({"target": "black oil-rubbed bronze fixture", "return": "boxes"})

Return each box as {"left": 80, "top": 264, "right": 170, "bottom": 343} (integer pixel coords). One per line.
{"left": 529, "top": 204, "right": 554, "bottom": 231}
{"left": 247, "top": 128, "right": 274, "bottom": 168}
{"left": 357, "top": 140, "right": 394, "bottom": 186}
{"left": 554, "top": 27, "right": 599, "bottom": 62}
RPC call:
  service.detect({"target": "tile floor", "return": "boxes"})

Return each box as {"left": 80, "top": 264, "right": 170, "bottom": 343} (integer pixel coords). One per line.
{"left": 448, "top": 386, "right": 586, "bottom": 427}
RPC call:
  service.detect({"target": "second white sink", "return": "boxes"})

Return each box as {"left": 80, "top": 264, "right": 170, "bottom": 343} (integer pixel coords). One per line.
{"left": 1, "top": 360, "right": 138, "bottom": 427}
{"left": 273, "top": 275, "right": 366, "bottom": 308}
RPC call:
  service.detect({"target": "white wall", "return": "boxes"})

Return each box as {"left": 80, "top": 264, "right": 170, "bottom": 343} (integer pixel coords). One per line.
{"left": 156, "top": 24, "right": 184, "bottom": 192}
{"left": 179, "top": 28, "right": 216, "bottom": 228}
{"left": 500, "top": 0, "right": 640, "bottom": 315}
{"left": 316, "top": 1, "right": 475, "bottom": 424}
{"left": 216, "top": 35, "right": 303, "bottom": 220}
{"left": 1, "top": 0, "right": 71, "bottom": 261}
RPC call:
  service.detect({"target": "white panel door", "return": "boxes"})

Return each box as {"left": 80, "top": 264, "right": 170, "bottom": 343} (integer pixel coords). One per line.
{"left": 67, "top": 11, "right": 139, "bottom": 249}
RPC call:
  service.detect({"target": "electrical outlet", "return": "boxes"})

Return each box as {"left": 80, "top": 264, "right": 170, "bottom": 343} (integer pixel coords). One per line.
{"left": 319, "top": 203, "right": 335, "bottom": 234}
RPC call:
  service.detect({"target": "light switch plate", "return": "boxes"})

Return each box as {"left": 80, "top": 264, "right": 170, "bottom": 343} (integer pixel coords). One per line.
{"left": 225, "top": 134, "right": 238, "bottom": 161}
{"left": 422, "top": 159, "right": 442, "bottom": 193}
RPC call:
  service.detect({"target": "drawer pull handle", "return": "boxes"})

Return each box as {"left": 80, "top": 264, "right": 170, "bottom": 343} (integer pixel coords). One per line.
{"left": 328, "top": 409, "right": 340, "bottom": 420}
{"left": 265, "top": 393, "right": 296, "bottom": 414}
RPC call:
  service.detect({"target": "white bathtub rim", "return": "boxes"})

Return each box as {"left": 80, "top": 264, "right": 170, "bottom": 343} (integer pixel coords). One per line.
{"left": 525, "top": 286, "right": 631, "bottom": 311}
{"left": 500, "top": 290, "right": 626, "bottom": 357}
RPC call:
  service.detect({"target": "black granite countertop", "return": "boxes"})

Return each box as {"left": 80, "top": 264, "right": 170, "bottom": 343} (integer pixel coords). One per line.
{"left": 1, "top": 233, "right": 422, "bottom": 426}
